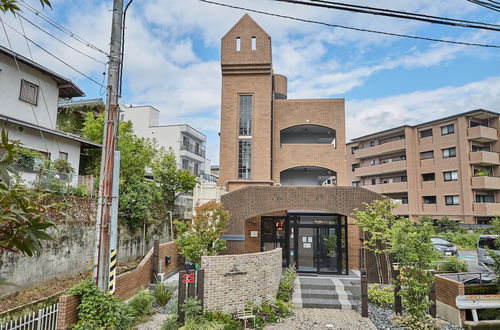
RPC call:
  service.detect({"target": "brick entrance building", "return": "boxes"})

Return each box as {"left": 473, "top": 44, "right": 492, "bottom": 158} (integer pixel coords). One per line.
{"left": 217, "top": 15, "right": 383, "bottom": 274}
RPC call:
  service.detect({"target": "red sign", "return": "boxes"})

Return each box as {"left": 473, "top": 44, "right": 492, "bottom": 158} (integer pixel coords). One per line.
{"left": 182, "top": 274, "right": 194, "bottom": 279}
{"left": 182, "top": 279, "right": 195, "bottom": 283}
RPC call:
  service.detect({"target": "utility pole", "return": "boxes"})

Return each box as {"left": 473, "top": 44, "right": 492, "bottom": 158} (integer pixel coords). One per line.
{"left": 93, "top": 0, "right": 124, "bottom": 293}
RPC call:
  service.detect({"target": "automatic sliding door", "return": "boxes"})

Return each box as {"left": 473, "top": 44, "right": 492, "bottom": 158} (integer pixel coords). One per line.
{"left": 317, "top": 227, "right": 338, "bottom": 273}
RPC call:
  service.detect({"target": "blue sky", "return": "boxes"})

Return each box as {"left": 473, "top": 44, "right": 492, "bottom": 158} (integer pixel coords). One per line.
{"left": 2, "top": 0, "right": 500, "bottom": 165}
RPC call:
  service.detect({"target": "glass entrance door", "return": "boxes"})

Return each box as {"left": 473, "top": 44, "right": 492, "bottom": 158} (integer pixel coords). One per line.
{"left": 261, "top": 216, "right": 288, "bottom": 266}
{"left": 296, "top": 226, "right": 340, "bottom": 273}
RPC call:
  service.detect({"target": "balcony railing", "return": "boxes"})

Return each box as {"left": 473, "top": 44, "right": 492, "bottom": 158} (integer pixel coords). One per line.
{"left": 473, "top": 202, "right": 500, "bottom": 215}
{"left": 355, "top": 159, "right": 407, "bottom": 176}
{"left": 468, "top": 126, "right": 498, "bottom": 142}
{"left": 469, "top": 151, "right": 500, "bottom": 166}
{"left": 471, "top": 176, "right": 500, "bottom": 190}
{"left": 359, "top": 181, "right": 408, "bottom": 194}
{"left": 180, "top": 142, "right": 206, "bottom": 158}
{"left": 355, "top": 138, "right": 406, "bottom": 159}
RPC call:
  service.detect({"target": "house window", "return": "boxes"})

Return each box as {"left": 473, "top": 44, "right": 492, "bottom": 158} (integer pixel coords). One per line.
{"left": 445, "top": 195, "right": 460, "bottom": 206}
{"left": 352, "top": 181, "right": 360, "bottom": 187}
{"left": 371, "top": 178, "right": 376, "bottom": 185}
{"left": 194, "top": 162, "right": 199, "bottom": 176}
{"left": 251, "top": 36, "right": 256, "bottom": 50}
{"left": 236, "top": 37, "right": 241, "bottom": 51}
{"left": 419, "top": 128, "right": 433, "bottom": 138}
{"left": 239, "top": 95, "right": 252, "bottom": 136}
{"left": 59, "top": 152, "right": 68, "bottom": 160}
{"left": 182, "top": 159, "right": 189, "bottom": 171}
{"left": 19, "top": 79, "right": 39, "bottom": 105}
{"left": 351, "top": 164, "right": 359, "bottom": 172}
{"left": 238, "top": 139, "right": 252, "bottom": 178}
{"left": 441, "top": 124, "right": 455, "bottom": 135}
{"left": 423, "top": 196, "right": 436, "bottom": 204}
{"left": 442, "top": 147, "right": 456, "bottom": 158}
{"left": 402, "top": 197, "right": 408, "bottom": 204}
{"left": 370, "top": 141, "right": 375, "bottom": 147}
{"left": 401, "top": 175, "right": 407, "bottom": 182}
{"left": 443, "top": 170, "right": 458, "bottom": 181}
{"left": 472, "top": 144, "right": 491, "bottom": 152}
{"left": 420, "top": 150, "right": 434, "bottom": 160}
{"left": 422, "top": 173, "right": 435, "bottom": 181}
{"left": 351, "top": 146, "right": 359, "bottom": 154}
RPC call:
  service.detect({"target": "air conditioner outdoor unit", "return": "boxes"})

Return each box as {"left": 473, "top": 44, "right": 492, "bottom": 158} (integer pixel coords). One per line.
{"left": 275, "top": 183, "right": 281, "bottom": 186}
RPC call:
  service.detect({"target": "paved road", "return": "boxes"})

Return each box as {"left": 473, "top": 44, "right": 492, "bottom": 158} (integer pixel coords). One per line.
{"left": 457, "top": 250, "right": 489, "bottom": 274}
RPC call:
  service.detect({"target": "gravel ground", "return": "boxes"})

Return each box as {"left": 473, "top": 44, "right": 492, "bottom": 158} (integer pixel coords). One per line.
{"left": 368, "top": 303, "right": 464, "bottom": 330}
{"left": 264, "top": 308, "right": 377, "bottom": 330}
{"left": 133, "top": 313, "right": 169, "bottom": 330}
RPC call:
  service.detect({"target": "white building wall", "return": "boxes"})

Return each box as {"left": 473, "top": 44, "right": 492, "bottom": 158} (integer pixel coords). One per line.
{"left": 4, "top": 121, "right": 82, "bottom": 185}
{"left": 0, "top": 53, "right": 59, "bottom": 129}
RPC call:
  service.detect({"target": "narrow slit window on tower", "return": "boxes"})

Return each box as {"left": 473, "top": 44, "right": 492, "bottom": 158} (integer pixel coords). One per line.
{"left": 251, "top": 36, "right": 256, "bottom": 50}
{"left": 239, "top": 95, "right": 252, "bottom": 135}
{"left": 236, "top": 37, "right": 241, "bottom": 51}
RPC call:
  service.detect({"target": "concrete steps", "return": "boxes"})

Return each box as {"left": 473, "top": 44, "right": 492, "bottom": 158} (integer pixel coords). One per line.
{"left": 294, "top": 276, "right": 361, "bottom": 310}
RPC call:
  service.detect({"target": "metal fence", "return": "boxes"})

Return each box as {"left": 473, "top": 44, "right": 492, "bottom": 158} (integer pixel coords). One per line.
{"left": 0, "top": 303, "right": 58, "bottom": 330}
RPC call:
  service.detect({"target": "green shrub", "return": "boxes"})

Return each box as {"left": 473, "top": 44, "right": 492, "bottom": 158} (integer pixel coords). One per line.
{"left": 440, "top": 231, "right": 479, "bottom": 250}
{"left": 434, "top": 217, "right": 460, "bottom": 233}
{"left": 465, "top": 284, "right": 499, "bottom": 295}
{"left": 277, "top": 264, "right": 297, "bottom": 301}
{"left": 162, "top": 315, "right": 180, "bottom": 330}
{"left": 477, "top": 308, "right": 500, "bottom": 320}
{"left": 181, "top": 297, "right": 203, "bottom": 319}
{"left": 67, "top": 279, "right": 134, "bottom": 330}
{"left": 368, "top": 284, "right": 394, "bottom": 308}
{"left": 392, "top": 314, "right": 438, "bottom": 330}
{"left": 435, "top": 257, "right": 468, "bottom": 273}
{"left": 180, "top": 316, "right": 225, "bottom": 330}
{"left": 154, "top": 281, "right": 173, "bottom": 307}
{"left": 249, "top": 299, "right": 293, "bottom": 327}
{"left": 203, "top": 311, "right": 242, "bottom": 329}
{"left": 128, "top": 289, "right": 154, "bottom": 317}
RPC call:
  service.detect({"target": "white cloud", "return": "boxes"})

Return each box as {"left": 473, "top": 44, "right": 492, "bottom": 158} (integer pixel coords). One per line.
{"left": 346, "top": 76, "right": 500, "bottom": 140}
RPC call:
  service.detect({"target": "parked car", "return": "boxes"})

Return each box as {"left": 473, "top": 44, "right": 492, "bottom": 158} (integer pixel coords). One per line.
{"left": 431, "top": 237, "right": 458, "bottom": 256}
{"left": 477, "top": 235, "right": 499, "bottom": 266}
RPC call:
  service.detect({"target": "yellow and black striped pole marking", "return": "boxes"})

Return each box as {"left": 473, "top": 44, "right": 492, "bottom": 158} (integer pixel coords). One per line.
{"left": 108, "top": 249, "right": 117, "bottom": 294}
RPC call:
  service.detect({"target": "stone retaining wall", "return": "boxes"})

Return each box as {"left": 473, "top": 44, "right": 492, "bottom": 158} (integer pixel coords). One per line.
{"left": 201, "top": 248, "right": 282, "bottom": 312}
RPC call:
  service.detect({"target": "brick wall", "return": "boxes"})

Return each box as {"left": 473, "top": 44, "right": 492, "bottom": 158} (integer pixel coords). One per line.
{"left": 201, "top": 248, "right": 282, "bottom": 312}
{"left": 115, "top": 241, "right": 180, "bottom": 300}
{"left": 435, "top": 274, "right": 466, "bottom": 322}
{"left": 57, "top": 295, "right": 80, "bottom": 330}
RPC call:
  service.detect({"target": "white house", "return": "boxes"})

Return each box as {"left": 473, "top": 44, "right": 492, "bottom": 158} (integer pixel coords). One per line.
{"left": 121, "top": 105, "right": 214, "bottom": 181}
{"left": 0, "top": 45, "right": 100, "bottom": 185}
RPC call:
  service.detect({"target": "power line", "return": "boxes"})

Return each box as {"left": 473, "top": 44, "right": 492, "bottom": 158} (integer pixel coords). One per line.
{"left": 308, "top": 0, "right": 500, "bottom": 29}
{"left": 272, "top": 0, "right": 500, "bottom": 32}
{"left": 0, "top": 17, "right": 106, "bottom": 87}
{"left": 466, "top": 0, "right": 500, "bottom": 13}
{"left": 197, "top": 0, "right": 500, "bottom": 48}
{"left": 18, "top": 14, "right": 107, "bottom": 64}
{"left": 18, "top": 0, "right": 108, "bottom": 56}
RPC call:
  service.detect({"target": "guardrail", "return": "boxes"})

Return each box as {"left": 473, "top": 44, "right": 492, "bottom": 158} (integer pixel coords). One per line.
{"left": 456, "top": 294, "right": 500, "bottom": 322}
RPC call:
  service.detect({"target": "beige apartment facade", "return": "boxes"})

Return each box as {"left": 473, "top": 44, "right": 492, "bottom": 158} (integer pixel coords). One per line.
{"left": 347, "top": 110, "right": 500, "bottom": 224}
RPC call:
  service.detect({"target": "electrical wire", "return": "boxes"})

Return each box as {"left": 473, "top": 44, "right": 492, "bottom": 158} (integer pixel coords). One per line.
{"left": 197, "top": 0, "right": 500, "bottom": 48}
{"left": 466, "top": 0, "right": 500, "bottom": 13}
{"left": 119, "top": 0, "right": 134, "bottom": 98}
{"left": 18, "top": 14, "right": 107, "bottom": 64}
{"left": 272, "top": 0, "right": 500, "bottom": 32}
{"left": 307, "top": 0, "right": 500, "bottom": 29}
{"left": 18, "top": 0, "right": 108, "bottom": 56}
{"left": 0, "top": 18, "right": 106, "bottom": 87}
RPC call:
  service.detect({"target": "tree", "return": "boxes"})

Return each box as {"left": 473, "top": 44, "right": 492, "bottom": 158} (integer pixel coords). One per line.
{"left": 175, "top": 201, "right": 229, "bottom": 264}
{"left": 152, "top": 148, "right": 198, "bottom": 218}
{"left": 353, "top": 198, "right": 398, "bottom": 284}
{"left": 1, "top": 0, "right": 50, "bottom": 14}
{"left": 391, "top": 217, "right": 438, "bottom": 326}
{"left": 0, "top": 129, "right": 53, "bottom": 256}
{"left": 82, "top": 113, "right": 157, "bottom": 231}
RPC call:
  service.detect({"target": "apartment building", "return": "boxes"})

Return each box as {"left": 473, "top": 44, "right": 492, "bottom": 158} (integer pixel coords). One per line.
{"left": 218, "top": 14, "right": 346, "bottom": 192}
{"left": 121, "top": 105, "right": 211, "bottom": 179}
{"left": 347, "top": 109, "right": 500, "bottom": 224}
